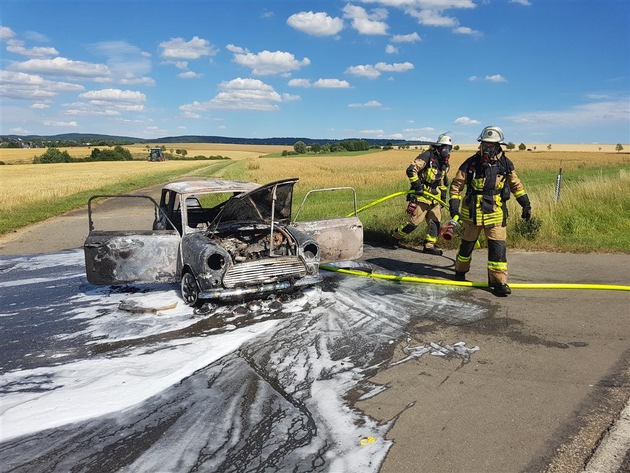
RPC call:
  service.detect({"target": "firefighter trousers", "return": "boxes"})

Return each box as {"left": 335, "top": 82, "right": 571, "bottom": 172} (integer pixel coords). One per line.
{"left": 392, "top": 201, "right": 441, "bottom": 248}
{"left": 455, "top": 222, "right": 508, "bottom": 284}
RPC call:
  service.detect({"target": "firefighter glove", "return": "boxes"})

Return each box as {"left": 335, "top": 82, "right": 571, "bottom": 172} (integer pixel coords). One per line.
{"left": 449, "top": 198, "right": 461, "bottom": 220}
{"left": 410, "top": 180, "right": 423, "bottom": 194}
{"left": 516, "top": 194, "right": 531, "bottom": 220}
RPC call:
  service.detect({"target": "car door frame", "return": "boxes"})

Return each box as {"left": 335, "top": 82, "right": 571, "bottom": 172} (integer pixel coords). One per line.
{"left": 291, "top": 187, "right": 363, "bottom": 263}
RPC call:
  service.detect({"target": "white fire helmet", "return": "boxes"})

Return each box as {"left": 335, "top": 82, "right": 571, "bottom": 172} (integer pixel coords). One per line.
{"left": 477, "top": 126, "right": 505, "bottom": 143}
{"left": 434, "top": 132, "right": 453, "bottom": 159}
{"left": 435, "top": 133, "right": 453, "bottom": 146}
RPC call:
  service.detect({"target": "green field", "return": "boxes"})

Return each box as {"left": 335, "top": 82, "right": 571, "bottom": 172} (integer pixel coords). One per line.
{"left": 1, "top": 147, "right": 629, "bottom": 253}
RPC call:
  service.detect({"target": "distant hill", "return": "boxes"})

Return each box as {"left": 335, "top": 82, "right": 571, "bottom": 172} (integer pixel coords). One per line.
{"left": 0, "top": 133, "right": 419, "bottom": 147}
{"left": 2, "top": 133, "right": 141, "bottom": 143}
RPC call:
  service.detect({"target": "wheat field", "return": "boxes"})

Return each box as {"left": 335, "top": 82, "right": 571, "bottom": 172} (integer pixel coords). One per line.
{"left": 0, "top": 143, "right": 294, "bottom": 164}
{"left": 2, "top": 147, "right": 628, "bottom": 212}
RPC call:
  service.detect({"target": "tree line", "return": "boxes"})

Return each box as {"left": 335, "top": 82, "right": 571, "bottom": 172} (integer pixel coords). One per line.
{"left": 31, "top": 146, "right": 231, "bottom": 163}
{"left": 289, "top": 139, "right": 388, "bottom": 156}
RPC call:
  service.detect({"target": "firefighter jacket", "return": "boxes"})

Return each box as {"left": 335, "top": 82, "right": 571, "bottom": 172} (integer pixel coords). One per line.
{"left": 449, "top": 151, "right": 527, "bottom": 226}
{"left": 406, "top": 148, "right": 449, "bottom": 205}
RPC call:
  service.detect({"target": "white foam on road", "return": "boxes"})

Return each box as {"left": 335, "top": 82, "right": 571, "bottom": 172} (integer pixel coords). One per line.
{"left": 0, "top": 319, "right": 281, "bottom": 441}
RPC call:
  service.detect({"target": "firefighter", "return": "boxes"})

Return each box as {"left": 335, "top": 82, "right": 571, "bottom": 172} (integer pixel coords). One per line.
{"left": 391, "top": 133, "right": 452, "bottom": 255}
{"left": 448, "top": 126, "right": 532, "bottom": 296}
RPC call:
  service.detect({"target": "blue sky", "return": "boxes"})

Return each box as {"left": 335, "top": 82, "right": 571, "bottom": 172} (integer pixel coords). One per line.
{"left": 1, "top": 0, "right": 629, "bottom": 144}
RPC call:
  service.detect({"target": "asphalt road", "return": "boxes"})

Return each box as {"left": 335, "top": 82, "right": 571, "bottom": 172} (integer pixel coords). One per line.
{"left": 1, "top": 200, "right": 629, "bottom": 473}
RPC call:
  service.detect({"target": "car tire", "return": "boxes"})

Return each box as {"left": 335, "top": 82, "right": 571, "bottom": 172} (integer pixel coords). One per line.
{"left": 181, "top": 271, "right": 202, "bottom": 308}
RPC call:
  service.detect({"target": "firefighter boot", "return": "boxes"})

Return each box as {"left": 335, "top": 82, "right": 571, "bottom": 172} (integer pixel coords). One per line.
{"left": 490, "top": 283, "right": 511, "bottom": 297}
{"left": 422, "top": 246, "right": 443, "bottom": 256}
{"left": 454, "top": 271, "right": 467, "bottom": 281}
{"left": 387, "top": 231, "right": 402, "bottom": 249}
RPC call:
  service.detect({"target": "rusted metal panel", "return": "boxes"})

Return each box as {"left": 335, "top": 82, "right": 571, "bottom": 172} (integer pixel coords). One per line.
{"left": 84, "top": 231, "right": 180, "bottom": 285}
{"left": 291, "top": 217, "right": 363, "bottom": 263}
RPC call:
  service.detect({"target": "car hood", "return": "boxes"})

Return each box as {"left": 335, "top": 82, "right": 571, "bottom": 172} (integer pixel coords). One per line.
{"left": 213, "top": 178, "right": 298, "bottom": 226}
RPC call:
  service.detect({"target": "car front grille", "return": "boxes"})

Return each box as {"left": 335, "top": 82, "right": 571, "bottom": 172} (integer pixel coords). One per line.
{"left": 223, "top": 256, "right": 307, "bottom": 288}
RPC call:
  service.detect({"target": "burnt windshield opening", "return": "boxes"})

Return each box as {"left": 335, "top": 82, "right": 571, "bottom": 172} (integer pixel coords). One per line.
{"left": 208, "top": 180, "right": 296, "bottom": 232}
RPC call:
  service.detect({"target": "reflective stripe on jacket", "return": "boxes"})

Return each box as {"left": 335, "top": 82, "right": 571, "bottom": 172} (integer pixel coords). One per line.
{"left": 406, "top": 149, "right": 449, "bottom": 204}
{"left": 449, "top": 152, "right": 526, "bottom": 226}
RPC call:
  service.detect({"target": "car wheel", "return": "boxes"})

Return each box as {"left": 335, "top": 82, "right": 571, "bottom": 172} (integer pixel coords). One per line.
{"left": 181, "top": 271, "right": 202, "bottom": 307}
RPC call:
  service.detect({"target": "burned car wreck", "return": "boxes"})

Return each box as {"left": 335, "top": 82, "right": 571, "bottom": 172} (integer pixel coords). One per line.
{"left": 84, "top": 178, "right": 363, "bottom": 306}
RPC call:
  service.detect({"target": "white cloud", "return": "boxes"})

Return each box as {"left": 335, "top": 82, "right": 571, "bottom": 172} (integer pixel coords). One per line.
{"left": 485, "top": 74, "right": 507, "bottom": 82}
{"left": 343, "top": 4, "right": 389, "bottom": 35}
{"left": 313, "top": 78, "right": 351, "bottom": 88}
{"left": 0, "top": 26, "right": 15, "bottom": 39}
{"left": 345, "top": 64, "right": 381, "bottom": 79}
{"left": 346, "top": 61, "right": 414, "bottom": 78}
{"left": 364, "top": 0, "right": 476, "bottom": 33}
{"left": 510, "top": 0, "right": 532, "bottom": 6}
{"left": 43, "top": 120, "right": 78, "bottom": 127}
{"left": 79, "top": 89, "right": 146, "bottom": 103}
{"left": 403, "top": 126, "right": 438, "bottom": 139}
{"left": 70, "top": 89, "right": 146, "bottom": 116}
{"left": 30, "top": 102, "right": 50, "bottom": 109}
{"left": 413, "top": 9, "right": 458, "bottom": 27}
{"left": 232, "top": 50, "right": 310, "bottom": 76}
{"left": 180, "top": 78, "right": 289, "bottom": 112}
{"left": 159, "top": 36, "right": 217, "bottom": 60}
{"left": 468, "top": 74, "right": 507, "bottom": 82}
{"left": 120, "top": 77, "right": 156, "bottom": 86}
{"left": 453, "top": 26, "right": 481, "bottom": 36}
{"left": 178, "top": 71, "right": 203, "bottom": 79}
{"left": 359, "top": 129, "right": 385, "bottom": 135}
{"left": 225, "top": 44, "right": 247, "bottom": 54}
{"left": 281, "top": 93, "right": 301, "bottom": 102}
{"left": 359, "top": 1, "right": 474, "bottom": 7}
{"left": 391, "top": 32, "right": 421, "bottom": 43}
{"left": 454, "top": 116, "right": 480, "bottom": 125}
{"left": 386, "top": 44, "right": 398, "bottom": 54}
{"left": 287, "top": 11, "right": 344, "bottom": 36}
{"left": 351, "top": 17, "right": 389, "bottom": 35}
{"left": 507, "top": 98, "right": 630, "bottom": 127}
{"left": 64, "top": 107, "right": 121, "bottom": 116}
{"left": 349, "top": 100, "right": 382, "bottom": 108}
{"left": 375, "top": 61, "right": 414, "bottom": 72}
{"left": 6, "top": 39, "right": 58, "bottom": 58}
{"left": 0, "top": 70, "right": 84, "bottom": 100}
{"left": 288, "top": 78, "right": 312, "bottom": 88}
{"left": 11, "top": 57, "right": 112, "bottom": 81}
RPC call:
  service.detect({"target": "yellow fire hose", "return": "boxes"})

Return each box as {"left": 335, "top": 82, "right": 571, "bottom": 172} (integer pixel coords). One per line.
{"left": 338, "top": 190, "right": 629, "bottom": 292}
{"left": 348, "top": 190, "right": 446, "bottom": 217}
{"left": 349, "top": 189, "right": 481, "bottom": 248}
{"left": 320, "top": 265, "right": 630, "bottom": 292}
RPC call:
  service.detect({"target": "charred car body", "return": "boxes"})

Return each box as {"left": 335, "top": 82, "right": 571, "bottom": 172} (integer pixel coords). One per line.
{"left": 84, "top": 178, "right": 363, "bottom": 306}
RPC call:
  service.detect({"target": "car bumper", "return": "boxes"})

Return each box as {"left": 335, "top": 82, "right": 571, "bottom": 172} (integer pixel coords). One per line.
{"left": 199, "top": 275, "right": 323, "bottom": 301}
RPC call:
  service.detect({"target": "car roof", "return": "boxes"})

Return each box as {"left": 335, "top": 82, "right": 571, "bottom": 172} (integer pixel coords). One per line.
{"left": 163, "top": 179, "right": 261, "bottom": 195}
